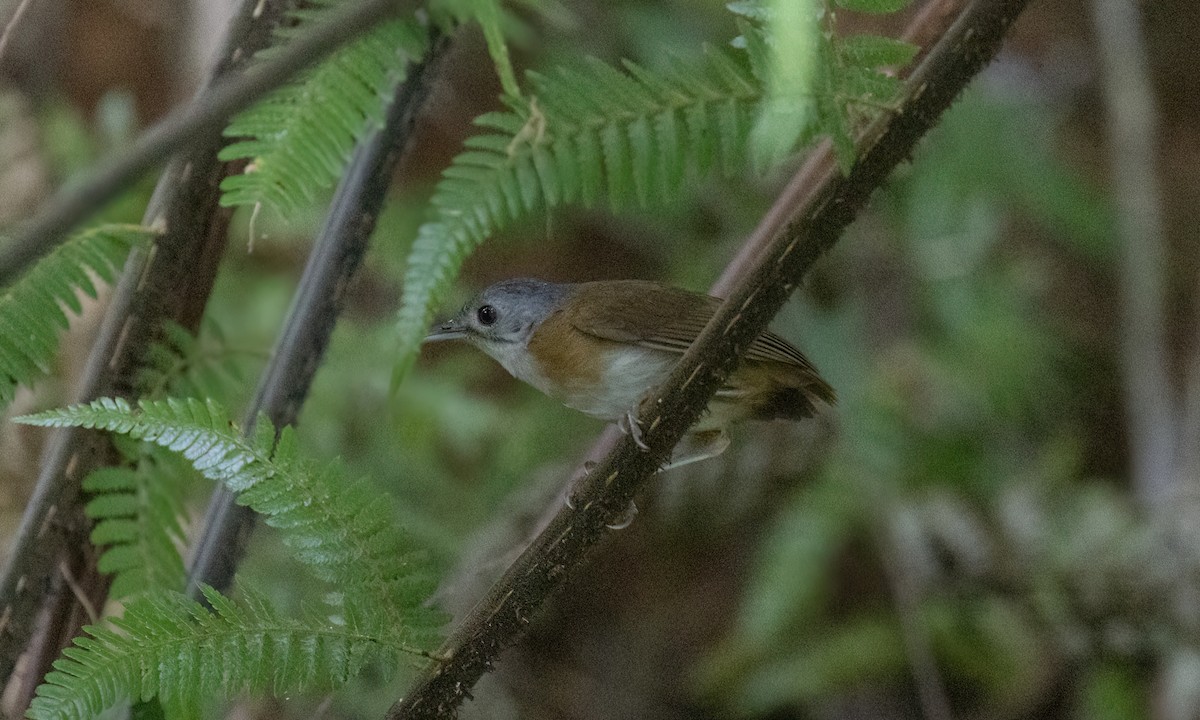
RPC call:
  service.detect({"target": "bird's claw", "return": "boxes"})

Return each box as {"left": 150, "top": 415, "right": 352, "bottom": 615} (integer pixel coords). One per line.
{"left": 619, "top": 410, "right": 650, "bottom": 451}
{"left": 605, "top": 500, "right": 638, "bottom": 530}
{"left": 564, "top": 461, "right": 598, "bottom": 510}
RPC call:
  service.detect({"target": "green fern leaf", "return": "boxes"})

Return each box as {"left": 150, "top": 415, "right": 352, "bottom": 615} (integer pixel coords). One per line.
{"left": 0, "top": 224, "right": 157, "bottom": 411}
{"left": 748, "top": 0, "right": 821, "bottom": 168}
{"left": 87, "top": 320, "right": 255, "bottom": 602}
{"left": 26, "top": 586, "right": 398, "bottom": 720}
{"left": 133, "top": 320, "right": 255, "bottom": 400}
{"left": 838, "top": 35, "right": 919, "bottom": 68}
{"left": 218, "top": 6, "right": 428, "bottom": 214}
{"left": 17, "top": 397, "right": 441, "bottom": 639}
{"left": 82, "top": 453, "right": 189, "bottom": 600}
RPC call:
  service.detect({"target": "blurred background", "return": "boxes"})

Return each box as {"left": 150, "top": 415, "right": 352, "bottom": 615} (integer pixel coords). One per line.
{"left": 2, "top": 0, "right": 1199, "bottom": 718}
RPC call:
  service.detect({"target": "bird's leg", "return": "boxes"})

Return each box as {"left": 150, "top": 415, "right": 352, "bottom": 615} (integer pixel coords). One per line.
{"left": 660, "top": 428, "right": 730, "bottom": 471}
{"left": 618, "top": 409, "right": 651, "bottom": 451}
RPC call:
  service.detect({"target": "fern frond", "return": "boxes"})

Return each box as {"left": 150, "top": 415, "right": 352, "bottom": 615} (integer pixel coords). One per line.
{"left": 18, "top": 397, "right": 441, "bottom": 640}
{"left": 134, "top": 320, "right": 255, "bottom": 400}
{"left": 26, "top": 586, "right": 397, "bottom": 720}
{"left": 218, "top": 8, "right": 428, "bottom": 214}
{"left": 748, "top": 0, "right": 822, "bottom": 167}
{"left": 0, "top": 224, "right": 157, "bottom": 411}
{"left": 83, "top": 452, "right": 189, "bottom": 600}
{"left": 87, "top": 321, "right": 255, "bottom": 601}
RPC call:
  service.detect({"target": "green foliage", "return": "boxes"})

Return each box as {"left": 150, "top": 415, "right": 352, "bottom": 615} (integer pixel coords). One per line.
{"left": 1079, "top": 664, "right": 1145, "bottom": 720}
{"left": 133, "top": 320, "right": 258, "bottom": 401}
{"left": 393, "top": 13, "right": 915, "bottom": 383}
{"left": 699, "top": 90, "right": 1143, "bottom": 716}
{"left": 218, "top": 5, "right": 429, "bottom": 214}
{"left": 83, "top": 454, "right": 189, "bottom": 600}
{"left": 18, "top": 397, "right": 440, "bottom": 636}
{"left": 0, "top": 223, "right": 157, "bottom": 411}
{"left": 16, "top": 397, "right": 441, "bottom": 718}
{"left": 732, "top": 474, "right": 862, "bottom": 649}
{"left": 726, "top": 616, "right": 907, "bottom": 713}
{"left": 731, "top": 0, "right": 915, "bottom": 167}
{"left": 217, "top": 0, "right": 534, "bottom": 216}
{"left": 744, "top": 0, "right": 822, "bottom": 167}
{"left": 85, "top": 321, "right": 258, "bottom": 601}
{"left": 26, "top": 586, "right": 398, "bottom": 720}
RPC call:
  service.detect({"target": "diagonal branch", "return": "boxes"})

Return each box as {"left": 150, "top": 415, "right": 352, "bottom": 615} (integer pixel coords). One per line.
{"left": 0, "top": 0, "right": 410, "bottom": 285}
{"left": 387, "top": 0, "right": 1031, "bottom": 717}
{"left": 569, "top": 0, "right": 968, "bottom": 484}
{"left": 0, "top": 0, "right": 37, "bottom": 64}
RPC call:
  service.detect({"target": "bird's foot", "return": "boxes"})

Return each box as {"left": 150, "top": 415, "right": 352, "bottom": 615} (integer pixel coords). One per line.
{"left": 563, "top": 460, "right": 597, "bottom": 510}
{"left": 618, "top": 410, "right": 650, "bottom": 451}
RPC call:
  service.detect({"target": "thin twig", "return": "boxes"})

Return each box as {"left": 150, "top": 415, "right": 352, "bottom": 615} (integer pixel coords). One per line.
{"left": 55, "top": 561, "right": 97, "bottom": 625}
{"left": 186, "top": 32, "right": 452, "bottom": 600}
{"left": 388, "top": 0, "right": 1031, "bottom": 717}
{"left": 0, "top": 0, "right": 35, "bottom": 63}
{"left": 0, "top": 0, "right": 410, "bottom": 285}
{"left": 1090, "top": 0, "right": 1174, "bottom": 508}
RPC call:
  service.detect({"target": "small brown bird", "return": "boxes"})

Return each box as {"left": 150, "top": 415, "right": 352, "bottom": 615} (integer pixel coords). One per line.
{"left": 426, "top": 278, "right": 835, "bottom": 469}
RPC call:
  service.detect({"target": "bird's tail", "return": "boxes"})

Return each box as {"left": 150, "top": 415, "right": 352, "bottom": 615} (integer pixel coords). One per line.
{"left": 728, "top": 362, "right": 836, "bottom": 421}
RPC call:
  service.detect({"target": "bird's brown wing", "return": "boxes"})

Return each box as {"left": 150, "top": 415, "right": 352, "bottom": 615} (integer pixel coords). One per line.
{"left": 565, "top": 280, "right": 820, "bottom": 371}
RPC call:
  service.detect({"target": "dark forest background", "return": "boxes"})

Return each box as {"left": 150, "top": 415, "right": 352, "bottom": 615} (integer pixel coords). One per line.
{"left": 2, "top": 0, "right": 1198, "bottom": 718}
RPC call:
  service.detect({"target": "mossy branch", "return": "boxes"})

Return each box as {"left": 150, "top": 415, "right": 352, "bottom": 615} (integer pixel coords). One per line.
{"left": 388, "top": 0, "right": 1031, "bottom": 716}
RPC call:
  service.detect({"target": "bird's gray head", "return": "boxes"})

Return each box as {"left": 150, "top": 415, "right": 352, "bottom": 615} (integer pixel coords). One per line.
{"left": 425, "top": 278, "right": 572, "bottom": 349}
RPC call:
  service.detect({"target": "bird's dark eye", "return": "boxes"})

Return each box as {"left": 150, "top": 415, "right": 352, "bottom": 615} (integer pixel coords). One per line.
{"left": 477, "top": 304, "right": 498, "bottom": 326}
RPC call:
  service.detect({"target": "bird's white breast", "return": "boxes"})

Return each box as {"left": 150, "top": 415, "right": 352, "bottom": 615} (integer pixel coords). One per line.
{"left": 477, "top": 337, "right": 557, "bottom": 396}
{"left": 560, "top": 345, "right": 676, "bottom": 421}
{"left": 476, "top": 335, "right": 677, "bottom": 422}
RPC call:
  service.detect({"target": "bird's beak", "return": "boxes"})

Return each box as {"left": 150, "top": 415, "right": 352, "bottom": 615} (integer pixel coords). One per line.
{"left": 424, "top": 318, "right": 467, "bottom": 343}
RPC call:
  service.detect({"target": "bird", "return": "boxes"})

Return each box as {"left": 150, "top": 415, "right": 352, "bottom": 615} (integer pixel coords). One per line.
{"left": 425, "top": 278, "right": 835, "bottom": 469}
